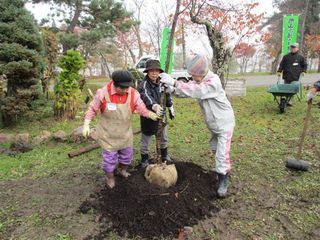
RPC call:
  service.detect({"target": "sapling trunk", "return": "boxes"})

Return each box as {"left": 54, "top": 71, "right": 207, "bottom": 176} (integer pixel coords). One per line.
{"left": 155, "top": 88, "right": 166, "bottom": 163}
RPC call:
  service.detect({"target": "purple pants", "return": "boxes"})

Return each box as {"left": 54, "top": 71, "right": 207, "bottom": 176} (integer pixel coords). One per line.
{"left": 101, "top": 146, "right": 133, "bottom": 173}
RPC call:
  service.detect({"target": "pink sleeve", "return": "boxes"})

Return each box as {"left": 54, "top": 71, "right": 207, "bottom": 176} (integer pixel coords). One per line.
{"left": 175, "top": 79, "right": 219, "bottom": 99}
{"left": 133, "top": 90, "right": 151, "bottom": 117}
{"left": 84, "top": 88, "right": 104, "bottom": 120}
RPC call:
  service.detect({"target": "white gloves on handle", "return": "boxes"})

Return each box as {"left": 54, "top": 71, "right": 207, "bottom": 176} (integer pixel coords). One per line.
{"left": 148, "top": 111, "right": 160, "bottom": 121}
{"left": 160, "top": 83, "right": 175, "bottom": 94}
{"left": 159, "top": 73, "right": 176, "bottom": 86}
{"left": 152, "top": 104, "right": 164, "bottom": 116}
{"left": 82, "top": 119, "right": 91, "bottom": 137}
{"left": 169, "top": 106, "right": 175, "bottom": 120}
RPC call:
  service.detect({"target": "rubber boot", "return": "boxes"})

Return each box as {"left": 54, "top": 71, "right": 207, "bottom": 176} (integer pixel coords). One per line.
{"left": 141, "top": 154, "right": 149, "bottom": 168}
{"left": 217, "top": 173, "right": 229, "bottom": 198}
{"left": 160, "top": 148, "right": 172, "bottom": 163}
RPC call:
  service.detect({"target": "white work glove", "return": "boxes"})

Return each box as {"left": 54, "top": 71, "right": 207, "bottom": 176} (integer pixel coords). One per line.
{"left": 82, "top": 119, "right": 91, "bottom": 137}
{"left": 160, "top": 83, "right": 175, "bottom": 94}
{"left": 148, "top": 111, "right": 160, "bottom": 121}
{"left": 152, "top": 104, "right": 164, "bottom": 116}
{"left": 159, "top": 73, "right": 176, "bottom": 86}
{"left": 307, "top": 91, "right": 316, "bottom": 103}
{"left": 169, "top": 106, "right": 175, "bottom": 120}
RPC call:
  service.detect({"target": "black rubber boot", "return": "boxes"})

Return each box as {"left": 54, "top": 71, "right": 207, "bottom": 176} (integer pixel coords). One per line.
{"left": 160, "top": 148, "right": 172, "bottom": 163}
{"left": 141, "top": 154, "right": 149, "bottom": 168}
{"left": 217, "top": 173, "right": 229, "bottom": 198}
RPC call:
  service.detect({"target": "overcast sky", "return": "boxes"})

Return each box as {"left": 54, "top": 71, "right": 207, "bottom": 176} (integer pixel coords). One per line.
{"left": 26, "top": 0, "right": 275, "bottom": 21}
{"left": 26, "top": 0, "right": 275, "bottom": 57}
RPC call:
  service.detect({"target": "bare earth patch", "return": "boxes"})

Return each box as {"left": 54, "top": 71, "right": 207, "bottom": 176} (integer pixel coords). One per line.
{"left": 0, "top": 160, "right": 319, "bottom": 240}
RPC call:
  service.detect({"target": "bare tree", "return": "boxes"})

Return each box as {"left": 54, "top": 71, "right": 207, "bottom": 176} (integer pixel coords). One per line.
{"left": 131, "top": 0, "right": 145, "bottom": 59}
{"left": 182, "top": 0, "right": 266, "bottom": 86}
{"left": 189, "top": 0, "right": 231, "bottom": 86}
{"left": 156, "top": 0, "right": 190, "bottom": 162}
{"left": 143, "top": 1, "right": 175, "bottom": 57}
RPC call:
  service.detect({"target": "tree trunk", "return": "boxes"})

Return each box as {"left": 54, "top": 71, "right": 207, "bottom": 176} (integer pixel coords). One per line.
{"left": 0, "top": 75, "right": 4, "bottom": 99}
{"left": 299, "top": 0, "right": 310, "bottom": 53}
{"left": 308, "top": 58, "right": 313, "bottom": 71}
{"left": 164, "top": 3, "right": 180, "bottom": 72}
{"left": 240, "top": 58, "right": 244, "bottom": 73}
{"left": 0, "top": 76, "right": 3, "bottom": 128}
{"left": 271, "top": 51, "right": 281, "bottom": 74}
{"left": 181, "top": 21, "right": 187, "bottom": 69}
{"left": 6, "top": 79, "right": 15, "bottom": 97}
{"left": 157, "top": 19, "right": 161, "bottom": 57}
{"left": 0, "top": 111, "right": 3, "bottom": 128}
{"left": 126, "top": 45, "right": 136, "bottom": 64}
{"left": 148, "top": 32, "right": 157, "bottom": 55}
{"left": 155, "top": 0, "right": 181, "bottom": 163}
{"left": 134, "top": 25, "right": 144, "bottom": 59}
{"left": 101, "top": 62, "right": 106, "bottom": 76}
{"left": 63, "top": 2, "right": 82, "bottom": 53}
{"left": 190, "top": 13, "right": 230, "bottom": 87}
{"left": 258, "top": 60, "right": 263, "bottom": 72}
{"left": 89, "top": 66, "right": 93, "bottom": 77}
{"left": 67, "top": 2, "right": 82, "bottom": 33}
{"left": 244, "top": 58, "right": 249, "bottom": 73}
{"left": 251, "top": 56, "right": 257, "bottom": 72}
{"left": 99, "top": 53, "right": 112, "bottom": 79}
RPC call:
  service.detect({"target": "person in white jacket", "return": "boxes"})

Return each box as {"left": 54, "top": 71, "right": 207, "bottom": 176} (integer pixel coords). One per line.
{"left": 306, "top": 80, "right": 320, "bottom": 103}
{"left": 159, "top": 54, "right": 235, "bottom": 198}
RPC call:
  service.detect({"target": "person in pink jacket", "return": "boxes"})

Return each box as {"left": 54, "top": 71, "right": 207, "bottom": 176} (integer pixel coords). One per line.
{"left": 82, "top": 70, "right": 159, "bottom": 189}
{"left": 160, "top": 55, "right": 235, "bottom": 198}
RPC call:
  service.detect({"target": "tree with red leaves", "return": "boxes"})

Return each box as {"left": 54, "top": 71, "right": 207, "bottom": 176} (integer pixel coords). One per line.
{"left": 234, "top": 42, "right": 257, "bottom": 73}
{"left": 304, "top": 34, "right": 320, "bottom": 72}
{"left": 181, "top": 0, "right": 267, "bottom": 86}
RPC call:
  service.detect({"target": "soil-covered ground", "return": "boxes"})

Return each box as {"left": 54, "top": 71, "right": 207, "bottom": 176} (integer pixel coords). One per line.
{"left": 79, "top": 161, "right": 219, "bottom": 239}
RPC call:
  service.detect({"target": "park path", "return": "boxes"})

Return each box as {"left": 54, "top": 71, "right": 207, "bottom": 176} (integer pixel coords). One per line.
{"left": 243, "top": 73, "right": 320, "bottom": 86}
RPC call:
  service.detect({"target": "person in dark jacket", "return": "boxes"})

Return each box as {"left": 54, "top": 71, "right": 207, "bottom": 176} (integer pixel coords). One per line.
{"left": 277, "top": 42, "right": 307, "bottom": 106}
{"left": 277, "top": 43, "right": 307, "bottom": 83}
{"left": 138, "top": 59, "right": 174, "bottom": 167}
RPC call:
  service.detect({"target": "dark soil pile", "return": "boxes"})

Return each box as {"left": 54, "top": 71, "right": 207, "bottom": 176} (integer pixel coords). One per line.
{"left": 80, "top": 161, "right": 220, "bottom": 239}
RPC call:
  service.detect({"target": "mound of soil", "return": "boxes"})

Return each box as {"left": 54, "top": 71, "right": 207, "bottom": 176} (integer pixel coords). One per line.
{"left": 80, "top": 161, "right": 220, "bottom": 239}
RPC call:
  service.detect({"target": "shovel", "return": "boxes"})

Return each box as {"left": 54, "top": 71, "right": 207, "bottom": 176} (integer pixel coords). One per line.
{"left": 285, "top": 101, "right": 312, "bottom": 171}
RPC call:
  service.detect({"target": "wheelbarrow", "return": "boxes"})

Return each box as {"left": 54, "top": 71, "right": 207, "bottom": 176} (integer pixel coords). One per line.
{"left": 267, "top": 77, "right": 303, "bottom": 113}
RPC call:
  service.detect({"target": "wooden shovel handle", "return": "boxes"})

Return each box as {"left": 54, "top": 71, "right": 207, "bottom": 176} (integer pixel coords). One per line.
{"left": 68, "top": 143, "right": 100, "bottom": 158}
{"left": 296, "top": 102, "right": 312, "bottom": 160}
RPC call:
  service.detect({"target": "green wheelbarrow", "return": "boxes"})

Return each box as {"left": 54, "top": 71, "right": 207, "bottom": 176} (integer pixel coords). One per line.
{"left": 267, "top": 77, "right": 303, "bottom": 113}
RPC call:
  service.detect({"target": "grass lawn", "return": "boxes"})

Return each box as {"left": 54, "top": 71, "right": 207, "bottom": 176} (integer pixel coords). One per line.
{"left": 0, "top": 86, "right": 319, "bottom": 239}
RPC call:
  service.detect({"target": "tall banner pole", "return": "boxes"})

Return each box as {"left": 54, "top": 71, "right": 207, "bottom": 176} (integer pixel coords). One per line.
{"left": 160, "top": 27, "right": 174, "bottom": 74}
{"left": 282, "top": 14, "right": 302, "bottom": 98}
{"left": 282, "top": 15, "right": 299, "bottom": 55}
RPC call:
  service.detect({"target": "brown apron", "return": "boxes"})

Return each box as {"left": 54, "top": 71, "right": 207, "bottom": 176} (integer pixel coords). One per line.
{"left": 97, "top": 90, "right": 133, "bottom": 151}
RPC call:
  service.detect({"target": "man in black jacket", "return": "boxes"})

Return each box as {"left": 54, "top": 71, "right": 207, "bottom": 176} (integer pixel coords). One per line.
{"left": 277, "top": 43, "right": 307, "bottom": 83}
{"left": 138, "top": 59, "right": 174, "bottom": 167}
{"left": 277, "top": 43, "right": 307, "bottom": 106}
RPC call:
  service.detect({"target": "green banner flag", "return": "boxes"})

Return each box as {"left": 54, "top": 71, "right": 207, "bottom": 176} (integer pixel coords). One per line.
{"left": 282, "top": 15, "right": 299, "bottom": 55}
{"left": 160, "top": 27, "right": 174, "bottom": 74}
